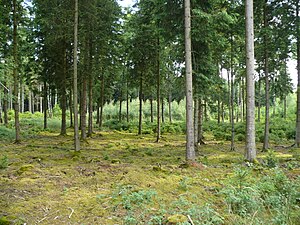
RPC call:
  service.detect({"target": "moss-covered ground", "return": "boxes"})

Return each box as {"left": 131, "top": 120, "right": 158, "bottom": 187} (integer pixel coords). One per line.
{"left": 0, "top": 129, "right": 299, "bottom": 224}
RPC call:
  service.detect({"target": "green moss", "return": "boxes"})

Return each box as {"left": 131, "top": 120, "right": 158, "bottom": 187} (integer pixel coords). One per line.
{"left": 0, "top": 217, "right": 11, "bottom": 225}
{"left": 167, "top": 214, "right": 188, "bottom": 223}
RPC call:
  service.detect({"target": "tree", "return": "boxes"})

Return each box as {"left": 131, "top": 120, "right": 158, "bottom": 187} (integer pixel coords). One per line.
{"left": 245, "top": 0, "right": 256, "bottom": 162}
{"left": 13, "top": 0, "right": 21, "bottom": 143}
{"left": 184, "top": 0, "right": 195, "bottom": 161}
{"left": 73, "top": 0, "right": 80, "bottom": 151}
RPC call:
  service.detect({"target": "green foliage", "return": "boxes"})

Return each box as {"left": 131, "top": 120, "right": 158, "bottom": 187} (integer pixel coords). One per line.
{"left": 0, "top": 126, "right": 15, "bottom": 141}
{"left": 0, "top": 155, "right": 8, "bottom": 169}
{"left": 265, "top": 150, "right": 278, "bottom": 168}
{"left": 221, "top": 167, "right": 300, "bottom": 224}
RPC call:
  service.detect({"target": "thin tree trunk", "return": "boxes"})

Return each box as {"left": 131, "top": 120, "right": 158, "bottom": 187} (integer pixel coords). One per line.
{"left": 13, "top": 0, "right": 20, "bottom": 143}
{"left": 245, "top": 0, "right": 256, "bottom": 162}
{"left": 263, "top": 0, "right": 270, "bottom": 151}
{"left": 87, "top": 43, "right": 93, "bottom": 138}
{"left": 60, "top": 46, "right": 67, "bottom": 136}
{"left": 283, "top": 96, "right": 287, "bottom": 119}
{"left": 99, "top": 75, "right": 104, "bottom": 129}
{"left": 39, "top": 85, "right": 43, "bottom": 113}
{"left": 21, "top": 83, "right": 24, "bottom": 113}
{"left": 230, "top": 56, "right": 235, "bottom": 151}
{"left": 43, "top": 80, "right": 47, "bottom": 130}
{"left": 296, "top": 1, "right": 300, "bottom": 147}
{"left": 73, "top": 0, "right": 80, "bottom": 151}
{"left": 126, "top": 81, "right": 129, "bottom": 123}
{"left": 0, "top": 93, "right": 2, "bottom": 123}
{"left": 161, "top": 98, "right": 164, "bottom": 123}
{"left": 119, "top": 97, "right": 122, "bottom": 123}
{"left": 150, "top": 98, "right": 154, "bottom": 123}
{"left": 138, "top": 73, "right": 143, "bottom": 135}
{"left": 217, "top": 98, "right": 221, "bottom": 124}
{"left": 257, "top": 74, "right": 261, "bottom": 122}
{"left": 96, "top": 100, "right": 100, "bottom": 124}
{"left": 168, "top": 93, "right": 172, "bottom": 123}
{"left": 69, "top": 88, "right": 73, "bottom": 128}
{"left": 198, "top": 100, "right": 205, "bottom": 145}
{"left": 80, "top": 40, "right": 88, "bottom": 139}
{"left": 194, "top": 99, "right": 199, "bottom": 146}
{"left": 184, "top": 0, "right": 195, "bottom": 161}
{"left": 156, "top": 37, "right": 161, "bottom": 142}
{"left": 3, "top": 81, "right": 8, "bottom": 126}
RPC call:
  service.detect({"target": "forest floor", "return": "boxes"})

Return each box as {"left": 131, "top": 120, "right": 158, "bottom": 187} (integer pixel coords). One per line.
{"left": 0, "top": 129, "right": 299, "bottom": 225}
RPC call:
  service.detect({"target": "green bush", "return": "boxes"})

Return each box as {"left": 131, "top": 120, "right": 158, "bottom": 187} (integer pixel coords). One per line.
{"left": 0, "top": 155, "right": 8, "bottom": 169}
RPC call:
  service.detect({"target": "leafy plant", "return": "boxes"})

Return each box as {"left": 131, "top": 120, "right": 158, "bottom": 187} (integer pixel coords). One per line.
{"left": 0, "top": 155, "right": 8, "bottom": 169}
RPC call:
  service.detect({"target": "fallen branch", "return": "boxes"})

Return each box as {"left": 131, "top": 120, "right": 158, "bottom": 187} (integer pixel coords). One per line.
{"left": 37, "top": 210, "right": 59, "bottom": 223}
{"left": 68, "top": 207, "right": 74, "bottom": 219}
{"left": 187, "top": 215, "right": 195, "bottom": 225}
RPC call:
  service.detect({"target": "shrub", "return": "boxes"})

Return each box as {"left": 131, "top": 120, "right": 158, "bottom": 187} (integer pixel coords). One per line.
{"left": 0, "top": 155, "right": 8, "bottom": 169}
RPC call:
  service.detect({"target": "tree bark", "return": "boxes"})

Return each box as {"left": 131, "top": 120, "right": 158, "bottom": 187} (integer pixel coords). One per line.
{"left": 168, "top": 93, "right": 172, "bottom": 123}
{"left": 13, "top": 0, "right": 21, "bottom": 143}
{"left": 263, "top": 0, "right": 270, "bottom": 151}
{"left": 257, "top": 74, "right": 261, "bottom": 122}
{"left": 43, "top": 80, "right": 48, "bottom": 130}
{"left": 245, "top": 0, "right": 256, "bottom": 161}
{"left": 3, "top": 81, "right": 8, "bottom": 126}
{"left": 80, "top": 40, "right": 88, "bottom": 139}
{"left": 87, "top": 42, "right": 93, "bottom": 138}
{"left": 60, "top": 46, "right": 67, "bottom": 136}
{"left": 150, "top": 98, "right": 154, "bottom": 123}
{"left": 161, "top": 98, "right": 164, "bottom": 123}
{"left": 194, "top": 99, "right": 199, "bottom": 146}
{"left": 138, "top": 73, "right": 143, "bottom": 135}
{"left": 73, "top": 0, "right": 80, "bottom": 151}
{"left": 184, "top": 0, "right": 195, "bottom": 161}
{"left": 296, "top": 1, "right": 300, "bottom": 147}
{"left": 99, "top": 75, "right": 104, "bottom": 129}
{"left": 119, "top": 96, "right": 122, "bottom": 123}
{"left": 126, "top": 80, "right": 129, "bottom": 123}
{"left": 69, "top": 88, "right": 73, "bottom": 128}
{"left": 156, "top": 37, "right": 161, "bottom": 142}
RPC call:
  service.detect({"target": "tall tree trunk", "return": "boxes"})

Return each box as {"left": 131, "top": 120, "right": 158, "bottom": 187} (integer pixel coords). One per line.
{"left": 99, "top": 75, "right": 104, "bottom": 129}
{"left": 96, "top": 100, "right": 100, "bottom": 124}
{"left": 28, "top": 90, "right": 32, "bottom": 113}
{"left": 39, "top": 85, "right": 43, "bottom": 113}
{"left": 3, "top": 81, "right": 8, "bottom": 126}
{"left": 13, "top": 0, "right": 20, "bottom": 143}
{"left": 245, "top": 0, "right": 256, "bottom": 162}
{"left": 150, "top": 98, "right": 154, "bottom": 123}
{"left": 168, "top": 93, "right": 172, "bottom": 123}
{"left": 257, "top": 74, "right": 261, "bottom": 122}
{"left": 283, "top": 96, "right": 287, "bottom": 119}
{"left": 217, "top": 98, "right": 221, "bottom": 124}
{"left": 0, "top": 93, "right": 2, "bottom": 123}
{"left": 80, "top": 40, "right": 88, "bottom": 139}
{"left": 73, "top": 0, "right": 80, "bottom": 151}
{"left": 194, "top": 99, "right": 199, "bottom": 146}
{"left": 119, "top": 95, "right": 122, "bottom": 123}
{"left": 263, "top": 0, "right": 270, "bottom": 151}
{"left": 43, "top": 80, "right": 48, "bottom": 130}
{"left": 60, "top": 46, "right": 67, "bottom": 136}
{"left": 126, "top": 80, "right": 129, "bottom": 123}
{"left": 184, "top": 0, "right": 195, "bottom": 161}
{"left": 230, "top": 66, "right": 235, "bottom": 151}
{"left": 87, "top": 42, "right": 93, "bottom": 138}
{"left": 198, "top": 100, "right": 205, "bottom": 145}
{"left": 138, "top": 73, "right": 143, "bottom": 135}
{"left": 69, "top": 88, "right": 73, "bottom": 128}
{"left": 156, "top": 37, "right": 161, "bottom": 142}
{"left": 21, "top": 83, "right": 24, "bottom": 113}
{"left": 161, "top": 98, "right": 164, "bottom": 123}
{"left": 296, "top": 1, "right": 300, "bottom": 147}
